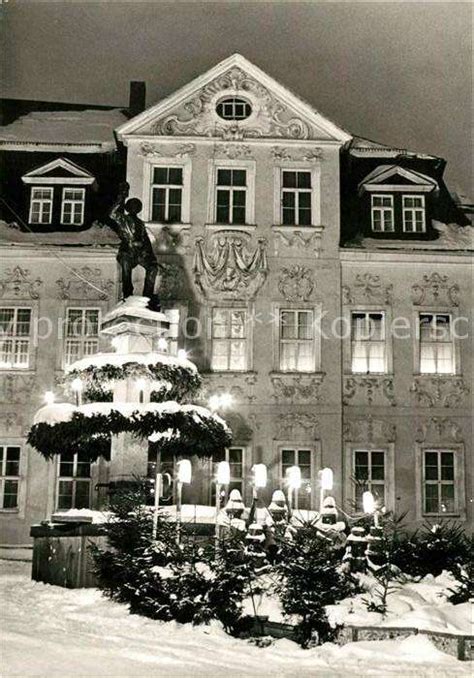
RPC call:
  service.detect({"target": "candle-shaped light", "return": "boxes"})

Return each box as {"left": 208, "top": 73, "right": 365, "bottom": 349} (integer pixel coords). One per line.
{"left": 71, "top": 377, "right": 83, "bottom": 406}
{"left": 287, "top": 465, "right": 302, "bottom": 512}
{"left": 157, "top": 337, "right": 168, "bottom": 352}
{"left": 177, "top": 349, "right": 187, "bottom": 361}
{"left": 253, "top": 463, "right": 267, "bottom": 488}
{"left": 208, "top": 394, "right": 220, "bottom": 411}
{"left": 363, "top": 490, "right": 379, "bottom": 525}
{"left": 44, "top": 391, "right": 55, "bottom": 406}
{"left": 177, "top": 459, "right": 192, "bottom": 484}
{"left": 216, "top": 461, "right": 230, "bottom": 486}
{"left": 319, "top": 467, "right": 334, "bottom": 513}
{"left": 219, "top": 392, "right": 233, "bottom": 409}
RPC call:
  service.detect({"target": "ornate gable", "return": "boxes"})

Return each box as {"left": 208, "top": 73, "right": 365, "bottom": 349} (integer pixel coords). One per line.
{"left": 117, "top": 54, "right": 351, "bottom": 143}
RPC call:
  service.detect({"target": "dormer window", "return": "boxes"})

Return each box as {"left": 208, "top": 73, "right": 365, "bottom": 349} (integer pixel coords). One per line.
{"left": 61, "top": 188, "right": 85, "bottom": 226}
{"left": 403, "top": 195, "right": 426, "bottom": 233}
{"left": 216, "top": 97, "right": 252, "bottom": 121}
{"left": 29, "top": 187, "right": 53, "bottom": 224}
{"left": 371, "top": 195, "right": 394, "bottom": 232}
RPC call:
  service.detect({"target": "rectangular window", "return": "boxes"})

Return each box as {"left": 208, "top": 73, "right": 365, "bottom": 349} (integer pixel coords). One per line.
{"left": 371, "top": 195, "right": 394, "bottom": 232}
{"left": 57, "top": 452, "right": 91, "bottom": 510}
{"left": 0, "top": 445, "right": 21, "bottom": 509}
{"left": 215, "top": 169, "right": 247, "bottom": 224}
{"left": 212, "top": 447, "right": 245, "bottom": 506}
{"left": 61, "top": 188, "right": 85, "bottom": 226}
{"left": 211, "top": 308, "right": 247, "bottom": 371}
{"left": 64, "top": 308, "right": 100, "bottom": 367}
{"left": 281, "top": 448, "right": 312, "bottom": 509}
{"left": 423, "top": 450, "right": 455, "bottom": 514}
{"left": 29, "top": 187, "right": 53, "bottom": 224}
{"left": 419, "top": 313, "right": 454, "bottom": 374}
{"left": 151, "top": 167, "right": 183, "bottom": 223}
{"left": 403, "top": 195, "right": 426, "bottom": 233}
{"left": 354, "top": 449, "right": 386, "bottom": 511}
{"left": 281, "top": 171, "right": 312, "bottom": 225}
{"left": 351, "top": 312, "right": 386, "bottom": 373}
{"left": 0, "top": 308, "right": 32, "bottom": 369}
{"left": 279, "top": 310, "right": 315, "bottom": 372}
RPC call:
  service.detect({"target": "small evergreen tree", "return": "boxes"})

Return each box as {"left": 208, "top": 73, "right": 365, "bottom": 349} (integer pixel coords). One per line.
{"left": 276, "top": 522, "right": 353, "bottom": 648}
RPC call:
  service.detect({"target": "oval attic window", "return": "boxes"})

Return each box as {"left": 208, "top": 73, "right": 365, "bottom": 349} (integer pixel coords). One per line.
{"left": 216, "top": 97, "right": 252, "bottom": 121}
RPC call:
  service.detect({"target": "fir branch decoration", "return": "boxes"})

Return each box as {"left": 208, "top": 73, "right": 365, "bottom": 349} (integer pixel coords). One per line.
{"left": 64, "top": 361, "right": 201, "bottom": 403}
{"left": 28, "top": 405, "right": 232, "bottom": 462}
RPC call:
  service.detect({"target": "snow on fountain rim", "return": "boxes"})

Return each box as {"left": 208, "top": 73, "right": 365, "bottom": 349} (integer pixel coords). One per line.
{"left": 65, "top": 351, "right": 197, "bottom": 373}
{"left": 102, "top": 296, "right": 169, "bottom": 323}
{"left": 34, "top": 401, "right": 228, "bottom": 430}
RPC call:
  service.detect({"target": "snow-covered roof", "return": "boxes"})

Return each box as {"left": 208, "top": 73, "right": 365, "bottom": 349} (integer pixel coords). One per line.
{"left": 0, "top": 220, "right": 119, "bottom": 247}
{"left": 349, "top": 135, "right": 440, "bottom": 160}
{"left": 0, "top": 109, "right": 127, "bottom": 152}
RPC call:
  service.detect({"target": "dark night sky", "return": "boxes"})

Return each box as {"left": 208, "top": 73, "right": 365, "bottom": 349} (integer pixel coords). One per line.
{"left": 1, "top": 1, "right": 471, "bottom": 196}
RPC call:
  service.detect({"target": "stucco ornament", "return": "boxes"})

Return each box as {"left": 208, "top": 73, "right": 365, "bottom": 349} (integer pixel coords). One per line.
{"left": 343, "top": 273, "right": 393, "bottom": 305}
{"left": 215, "top": 143, "right": 253, "bottom": 159}
{"left": 343, "top": 376, "right": 396, "bottom": 407}
{"left": 415, "top": 417, "right": 463, "bottom": 443}
{"left": 410, "top": 376, "right": 470, "bottom": 408}
{"left": 138, "top": 143, "right": 196, "bottom": 158}
{"left": 56, "top": 267, "right": 114, "bottom": 301}
{"left": 343, "top": 416, "right": 396, "bottom": 443}
{"left": 0, "top": 266, "right": 42, "bottom": 300}
{"left": 411, "top": 272, "right": 460, "bottom": 307}
{"left": 152, "top": 67, "right": 312, "bottom": 140}
{"left": 275, "top": 412, "right": 319, "bottom": 440}
{"left": 270, "top": 373, "right": 325, "bottom": 403}
{"left": 193, "top": 233, "right": 268, "bottom": 299}
{"left": 271, "top": 145, "right": 323, "bottom": 162}
{"left": 0, "top": 412, "right": 22, "bottom": 433}
{"left": 272, "top": 228, "right": 323, "bottom": 257}
{"left": 0, "top": 374, "right": 36, "bottom": 404}
{"left": 199, "top": 372, "right": 258, "bottom": 404}
{"left": 278, "top": 265, "right": 315, "bottom": 302}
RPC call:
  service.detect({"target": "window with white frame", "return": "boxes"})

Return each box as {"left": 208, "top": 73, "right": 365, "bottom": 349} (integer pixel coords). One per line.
{"left": 281, "top": 170, "right": 312, "bottom": 225}
{"left": 279, "top": 310, "right": 315, "bottom": 372}
{"left": 29, "top": 187, "right": 53, "bottom": 224}
{"left": 354, "top": 449, "right": 386, "bottom": 512}
{"left": 0, "top": 445, "right": 21, "bottom": 509}
{"left": 212, "top": 447, "right": 245, "bottom": 506}
{"left": 151, "top": 167, "right": 183, "bottom": 223}
{"left": 419, "top": 313, "right": 454, "bottom": 374}
{"left": 351, "top": 312, "right": 386, "bottom": 373}
{"left": 57, "top": 452, "right": 91, "bottom": 510}
{"left": 371, "top": 194, "right": 394, "bottom": 232}
{"left": 423, "top": 449, "right": 456, "bottom": 514}
{"left": 0, "top": 308, "right": 32, "bottom": 369}
{"left": 403, "top": 195, "right": 425, "bottom": 233}
{"left": 215, "top": 169, "right": 247, "bottom": 224}
{"left": 216, "top": 97, "right": 252, "bottom": 120}
{"left": 211, "top": 308, "right": 247, "bottom": 371}
{"left": 281, "top": 447, "right": 312, "bottom": 509}
{"left": 64, "top": 308, "right": 100, "bottom": 367}
{"left": 61, "top": 188, "right": 85, "bottom": 225}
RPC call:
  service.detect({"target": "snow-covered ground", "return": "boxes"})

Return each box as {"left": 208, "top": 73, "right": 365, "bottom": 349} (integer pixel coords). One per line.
{"left": 1, "top": 560, "right": 471, "bottom": 677}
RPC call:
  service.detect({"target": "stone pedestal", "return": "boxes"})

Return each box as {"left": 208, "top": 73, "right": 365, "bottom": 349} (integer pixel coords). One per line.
{"left": 99, "top": 297, "right": 174, "bottom": 485}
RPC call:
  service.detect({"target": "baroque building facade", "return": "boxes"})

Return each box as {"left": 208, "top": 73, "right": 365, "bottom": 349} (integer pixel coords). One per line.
{"left": 0, "top": 54, "right": 472, "bottom": 546}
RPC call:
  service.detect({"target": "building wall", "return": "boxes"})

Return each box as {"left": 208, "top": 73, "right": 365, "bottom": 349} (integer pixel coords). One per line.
{"left": 0, "top": 247, "right": 118, "bottom": 543}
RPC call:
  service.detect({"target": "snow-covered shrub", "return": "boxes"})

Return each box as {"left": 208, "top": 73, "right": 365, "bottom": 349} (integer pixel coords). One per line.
{"left": 391, "top": 521, "right": 470, "bottom": 580}
{"left": 448, "top": 534, "right": 474, "bottom": 604}
{"left": 91, "top": 483, "right": 253, "bottom": 633}
{"left": 275, "top": 521, "right": 354, "bottom": 648}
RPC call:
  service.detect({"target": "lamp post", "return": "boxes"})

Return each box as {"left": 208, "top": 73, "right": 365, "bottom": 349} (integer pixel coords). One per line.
{"left": 136, "top": 377, "right": 146, "bottom": 404}
{"left": 319, "top": 467, "right": 334, "bottom": 514}
{"left": 215, "top": 460, "right": 230, "bottom": 548}
{"left": 152, "top": 472, "right": 163, "bottom": 540}
{"left": 71, "top": 378, "right": 83, "bottom": 406}
{"left": 287, "top": 465, "right": 301, "bottom": 514}
{"left": 176, "top": 459, "right": 192, "bottom": 543}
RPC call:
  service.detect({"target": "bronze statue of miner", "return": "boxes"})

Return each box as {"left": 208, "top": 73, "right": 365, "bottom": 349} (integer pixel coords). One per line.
{"left": 109, "top": 182, "right": 159, "bottom": 306}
